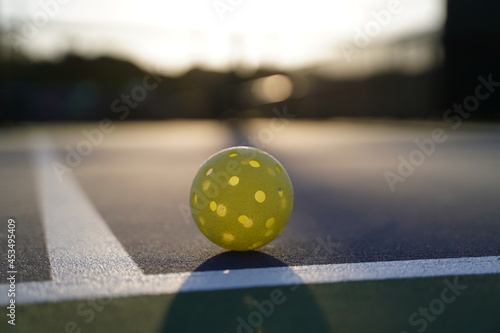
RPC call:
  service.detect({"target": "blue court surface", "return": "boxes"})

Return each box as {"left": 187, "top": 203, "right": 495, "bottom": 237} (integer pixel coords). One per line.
{"left": 1, "top": 120, "right": 499, "bottom": 333}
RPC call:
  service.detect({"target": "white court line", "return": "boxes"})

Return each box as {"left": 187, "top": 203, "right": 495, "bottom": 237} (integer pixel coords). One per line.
{"left": 1, "top": 132, "right": 500, "bottom": 305}
{"left": 30, "top": 132, "right": 144, "bottom": 283}
{"left": 1, "top": 256, "right": 499, "bottom": 305}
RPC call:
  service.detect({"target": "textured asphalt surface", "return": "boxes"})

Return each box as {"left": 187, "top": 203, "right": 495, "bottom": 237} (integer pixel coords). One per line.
{"left": 1, "top": 120, "right": 500, "bottom": 282}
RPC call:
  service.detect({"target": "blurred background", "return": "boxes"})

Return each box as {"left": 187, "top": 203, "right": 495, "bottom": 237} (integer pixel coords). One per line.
{"left": 0, "top": 0, "right": 499, "bottom": 121}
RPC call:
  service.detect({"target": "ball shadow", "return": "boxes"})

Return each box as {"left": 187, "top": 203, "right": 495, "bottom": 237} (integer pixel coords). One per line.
{"left": 160, "top": 251, "right": 330, "bottom": 333}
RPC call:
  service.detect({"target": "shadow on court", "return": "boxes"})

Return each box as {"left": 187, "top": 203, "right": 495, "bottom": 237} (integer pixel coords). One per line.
{"left": 160, "top": 251, "right": 330, "bottom": 333}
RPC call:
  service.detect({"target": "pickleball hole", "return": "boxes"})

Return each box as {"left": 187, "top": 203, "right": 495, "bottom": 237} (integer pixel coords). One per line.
{"left": 205, "top": 167, "right": 213, "bottom": 176}
{"left": 210, "top": 201, "right": 217, "bottom": 211}
{"left": 203, "top": 179, "right": 211, "bottom": 191}
{"left": 266, "top": 217, "right": 275, "bottom": 228}
{"left": 278, "top": 187, "right": 283, "bottom": 197}
{"left": 229, "top": 176, "right": 239, "bottom": 186}
{"left": 276, "top": 164, "right": 283, "bottom": 172}
{"left": 217, "top": 204, "right": 227, "bottom": 217}
{"left": 255, "top": 190, "right": 266, "bottom": 203}
{"left": 249, "top": 160, "right": 260, "bottom": 168}
{"left": 222, "top": 233, "right": 235, "bottom": 244}
{"left": 251, "top": 241, "right": 263, "bottom": 249}
{"left": 229, "top": 152, "right": 238, "bottom": 157}
{"left": 238, "top": 215, "right": 253, "bottom": 228}
{"left": 192, "top": 193, "right": 197, "bottom": 204}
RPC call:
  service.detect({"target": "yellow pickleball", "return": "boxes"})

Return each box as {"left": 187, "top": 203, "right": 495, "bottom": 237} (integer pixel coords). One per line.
{"left": 190, "top": 146, "right": 294, "bottom": 251}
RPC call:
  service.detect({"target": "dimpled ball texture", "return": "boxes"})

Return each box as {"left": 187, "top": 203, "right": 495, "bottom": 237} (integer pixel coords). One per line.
{"left": 190, "top": 146, "right": 294, "bottom": 251}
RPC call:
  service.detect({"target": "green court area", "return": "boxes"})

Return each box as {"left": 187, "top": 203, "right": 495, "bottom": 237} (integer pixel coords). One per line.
{"left": 3, "top": 273, "right": 499, "bottom": 333}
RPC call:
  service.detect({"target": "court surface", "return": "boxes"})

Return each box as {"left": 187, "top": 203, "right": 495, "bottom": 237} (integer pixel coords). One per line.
{"left": 1, "top": 119, "right": 499, "bottom": 333}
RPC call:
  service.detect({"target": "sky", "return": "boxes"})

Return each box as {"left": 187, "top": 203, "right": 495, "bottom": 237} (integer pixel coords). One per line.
{"left": 1, "top": 0, "right": 446, "bottom": 75}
